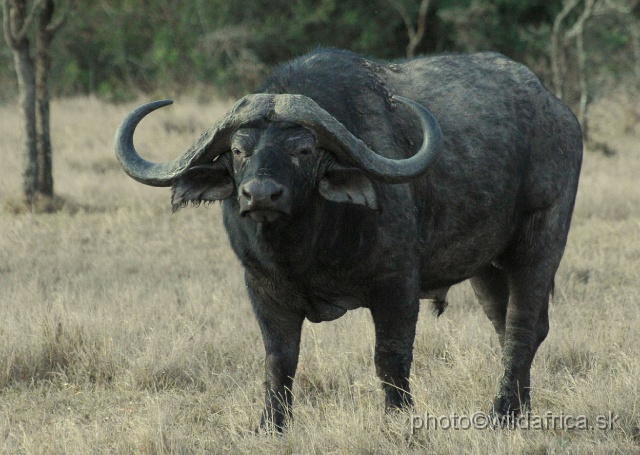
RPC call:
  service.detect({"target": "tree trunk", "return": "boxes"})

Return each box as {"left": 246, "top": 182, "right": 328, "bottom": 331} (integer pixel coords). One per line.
{"left": 406, "top": 0, "right": 430, "bottom": 59}
{"left": 14, "top": 48, "right": 38, "bottom": 200}
{"left": 551, "top": 0, "right": 580, "bottom": 100}
{"left": 576, "top": 30, "right": 589, "bottom": 141}
{"left": 36, "top": 0, "right": 54, "bottom": 196}
{"left": 630, "top": 19, "right": 640, "bottom": 88}
{"left": 388, "top": 0, "right": 431, "bottom": 59}
{"left": 3, "top": 0, "right": 69, "bottom": 208}
{"left": 565, "top": 0, "right": 595, "bottom": 143}
{"left": 3, "top": 0, "right": 39, "bottom": 201}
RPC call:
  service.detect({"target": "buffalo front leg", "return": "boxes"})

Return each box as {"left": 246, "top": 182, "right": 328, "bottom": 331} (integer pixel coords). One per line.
{"left": 247, "top": 282, "right": 304, "bottom": 433}
{"left": 369, "top": 279, "right": 420, "bottom": 412}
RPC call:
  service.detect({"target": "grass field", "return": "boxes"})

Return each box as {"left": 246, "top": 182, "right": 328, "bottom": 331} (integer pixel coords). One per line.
{"left": 0, "top": 95, "right": 639, "bottom": 454}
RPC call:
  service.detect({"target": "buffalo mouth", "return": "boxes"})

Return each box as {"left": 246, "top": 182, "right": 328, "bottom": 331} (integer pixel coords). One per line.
{"left": 241, "top": 208, "right": 287, "bottom": 224}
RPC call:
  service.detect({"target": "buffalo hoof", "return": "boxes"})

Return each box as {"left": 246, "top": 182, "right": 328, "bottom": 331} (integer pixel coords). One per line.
{"left": 488, "top": 393, "right": 532, "bottom": 428}
{"left": 254, "top": 425, "right": 285, "bottom": 436}
{"left": 256, "top": 411, "right": 290, "bottom": 435}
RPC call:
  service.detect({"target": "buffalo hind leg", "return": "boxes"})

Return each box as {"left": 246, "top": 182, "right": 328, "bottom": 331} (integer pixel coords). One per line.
{"left": 247, "top": 282, "right": 304, "bottom": 433}
{"left": 493, "top": 263, "right": 554, "bottom": 419}
{"left": 490, "top": 204, "right": 567, "bottom": 419}
{"left": 520, "top": 296, "right": 549, "bottom": 410}
{"left": 369, "top": 279, "right": 420, "bottom": 411}
{"left": 470, "top": 265, "right": 509, "bottom": 347}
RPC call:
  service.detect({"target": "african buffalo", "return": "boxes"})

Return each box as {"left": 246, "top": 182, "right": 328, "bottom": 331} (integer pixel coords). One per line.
{"left": 115, "top": 49, "right": 582, "bottom": 431}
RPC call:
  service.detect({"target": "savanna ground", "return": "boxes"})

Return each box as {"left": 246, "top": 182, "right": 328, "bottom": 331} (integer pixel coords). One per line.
{"left": 0, "top": 93, "right": 639, "bottom": 454}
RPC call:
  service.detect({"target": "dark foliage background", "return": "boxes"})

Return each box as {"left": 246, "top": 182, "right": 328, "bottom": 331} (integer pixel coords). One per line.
{"left": 1, "top": 0, "right": 638, "bottom": 104}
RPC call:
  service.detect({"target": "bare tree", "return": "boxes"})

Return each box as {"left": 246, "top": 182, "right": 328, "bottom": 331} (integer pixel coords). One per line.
{"left": 551, "top": 0, "right": 580, "bottom": 100}
{"left": 564, "top": 0, "right": 596, "bottom": 139}
{"left": 387, "top": 0, "right": 431, "bottom": 59}
{"left": 3, "top": 0, "right": 38, "bottom": 202}
{"left": 1, "top": 0, "right": 71, "bottom": 209}
{"left": 600, "top": 0, "right": 640, "bottom": 88}
{"left": 551, "top": 0, "right": 597, "bottom": 140}
{"left": 551, "top": 0, "right": 639, "bottom": 142}
{"left": 35, "top": 1, "right": 68, "bottom": 197}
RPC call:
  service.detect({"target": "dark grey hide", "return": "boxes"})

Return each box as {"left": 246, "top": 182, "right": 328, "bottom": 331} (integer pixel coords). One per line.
{"left": 115, "top": 49, "right": 582, "bottom": 432}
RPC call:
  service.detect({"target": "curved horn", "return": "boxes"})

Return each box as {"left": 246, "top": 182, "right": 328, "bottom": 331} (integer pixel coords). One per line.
{"left": 115, "top": 99, "right": 236, "bottom": 187}
{"left": 258, "top": 94, "right": 443, "bottom": 183}
{"left": 115, "top": 100, "right": 180, "bottom": 187}
{"left": 115, "top": 95, "right": 300, "bottom": 187}
{"left": 116, "top": 93, "right": 442, "bottom": 187}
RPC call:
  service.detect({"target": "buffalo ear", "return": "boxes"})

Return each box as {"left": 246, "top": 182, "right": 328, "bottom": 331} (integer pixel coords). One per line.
{"left": 318, "top": 164, "right": 378, "bottom": 209}
{"left": 171, "top": 159, "right": 234, "bottom": 211}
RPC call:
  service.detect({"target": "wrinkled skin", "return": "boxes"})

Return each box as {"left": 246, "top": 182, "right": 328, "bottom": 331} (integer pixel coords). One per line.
{"left": 117, "top": 49, "right": 582, "bottom": 432}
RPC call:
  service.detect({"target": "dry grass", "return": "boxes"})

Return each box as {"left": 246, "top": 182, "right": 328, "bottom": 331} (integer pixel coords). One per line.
{"left": 0, "top": 95, "right": 639, "bottom": 454}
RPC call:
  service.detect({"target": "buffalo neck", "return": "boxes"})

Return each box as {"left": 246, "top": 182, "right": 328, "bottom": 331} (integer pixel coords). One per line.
{"left": 222, "top": 195, "right": 380, "bottom": 281}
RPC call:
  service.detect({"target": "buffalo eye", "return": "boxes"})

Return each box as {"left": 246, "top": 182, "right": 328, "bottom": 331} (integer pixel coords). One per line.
{"left": 290, "top": 147, "right": 313, "bottom": 158}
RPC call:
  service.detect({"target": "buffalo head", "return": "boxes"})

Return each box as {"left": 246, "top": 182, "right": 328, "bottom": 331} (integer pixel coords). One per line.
{"left": 115, "top": 94, "right": 442, "bottom": 223}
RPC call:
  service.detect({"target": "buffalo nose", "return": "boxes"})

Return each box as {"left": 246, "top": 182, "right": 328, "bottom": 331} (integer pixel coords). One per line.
{"left": 239, "top": 179, "right": 291, "bottom": 220}
{"left": 241, "top": 179, "right": 284, "bottom": 204}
